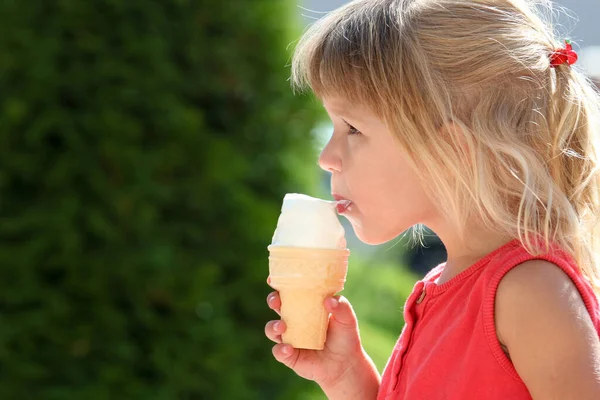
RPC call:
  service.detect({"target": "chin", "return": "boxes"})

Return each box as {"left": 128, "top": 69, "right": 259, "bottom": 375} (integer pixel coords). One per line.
{"left": 353, "top": 225, "right": 400, "bottom": 246}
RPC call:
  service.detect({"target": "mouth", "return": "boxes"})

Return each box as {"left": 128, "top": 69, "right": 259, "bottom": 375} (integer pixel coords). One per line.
{"left": 332, "top": 194, "right": 353, "bottom": 214}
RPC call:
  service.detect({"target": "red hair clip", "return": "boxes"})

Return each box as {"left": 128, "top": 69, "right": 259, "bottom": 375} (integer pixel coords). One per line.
{"left": 549, "top": 39, "right": 578, "bottom": 68}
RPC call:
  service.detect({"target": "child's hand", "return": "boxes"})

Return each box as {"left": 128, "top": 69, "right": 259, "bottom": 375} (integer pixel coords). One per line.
{"left": 264, "top": 291, "right": 366, "bottom": 390}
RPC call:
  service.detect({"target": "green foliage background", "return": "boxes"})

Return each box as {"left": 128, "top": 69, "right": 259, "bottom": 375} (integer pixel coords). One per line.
{"left": 0, "top": 1, "right": 326, "bottom": 398}
{"left": 0, "top": 1, "right": 418, "bottom": 399}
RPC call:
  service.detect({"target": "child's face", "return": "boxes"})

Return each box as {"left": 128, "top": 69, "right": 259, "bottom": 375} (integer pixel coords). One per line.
{"left": 320, "top": 97, "right": 436, "bottom": 245}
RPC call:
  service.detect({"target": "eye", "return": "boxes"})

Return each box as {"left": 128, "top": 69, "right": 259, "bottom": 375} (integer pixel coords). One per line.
{"left": 342, "top": 119, "right": 361, "bottom": 135}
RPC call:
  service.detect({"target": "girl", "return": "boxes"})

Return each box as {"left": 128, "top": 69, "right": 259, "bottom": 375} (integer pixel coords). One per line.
{"left": 265, "top": 0, "right": 600, "bottom": 398}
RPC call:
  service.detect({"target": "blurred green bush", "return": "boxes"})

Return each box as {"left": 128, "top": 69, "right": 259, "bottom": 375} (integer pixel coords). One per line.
{"left": 0, "top": 1, "right": 323, "bottom": 398}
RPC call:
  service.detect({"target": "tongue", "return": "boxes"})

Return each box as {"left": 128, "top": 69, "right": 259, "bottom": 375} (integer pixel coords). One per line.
{"left": 336, "top": 200, "right": 352, "bottom": 213}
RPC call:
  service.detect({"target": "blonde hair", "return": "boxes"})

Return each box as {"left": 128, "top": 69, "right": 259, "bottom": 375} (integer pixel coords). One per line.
{"left": 291, "top": 0, "right": 600, "bottom": 293}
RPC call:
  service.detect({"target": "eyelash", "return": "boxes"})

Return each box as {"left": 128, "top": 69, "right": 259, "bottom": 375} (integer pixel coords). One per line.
{"left": 342, "top": 120, "right": 361, "bottom": 135}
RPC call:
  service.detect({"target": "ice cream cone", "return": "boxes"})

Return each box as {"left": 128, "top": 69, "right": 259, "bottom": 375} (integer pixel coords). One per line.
{"left": 268, "top": 245, "right": 350, "bottom": 350}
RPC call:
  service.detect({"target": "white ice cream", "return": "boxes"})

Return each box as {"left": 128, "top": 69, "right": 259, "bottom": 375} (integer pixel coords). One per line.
{"left": 271, "top": 193, "right": 347, "bottom": 249}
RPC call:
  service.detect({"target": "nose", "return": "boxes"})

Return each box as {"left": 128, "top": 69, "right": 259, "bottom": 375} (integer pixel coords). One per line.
{"left": 318, "top": 136, "right": 342, "bottom": 173}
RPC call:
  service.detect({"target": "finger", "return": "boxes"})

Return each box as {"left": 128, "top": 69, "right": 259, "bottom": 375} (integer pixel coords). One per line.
{"left": 324, "top": 295, "right": 358, "bottom": 329}
{"left": 265, "top": 320, "right": 286, "bottom": 343}
{"left": 267, "top": 291, "right": 281, "bottom": 316}
{"left": 323, "top": 295, "right": 361, "bottom": 353}
{"left": 272, "top": 343, "right": 300, "bottom": 369}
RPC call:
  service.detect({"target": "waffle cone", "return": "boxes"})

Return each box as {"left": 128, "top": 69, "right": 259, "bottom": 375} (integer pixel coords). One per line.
{"left": 267, "top": 246, "right": 350, "bottom": 350}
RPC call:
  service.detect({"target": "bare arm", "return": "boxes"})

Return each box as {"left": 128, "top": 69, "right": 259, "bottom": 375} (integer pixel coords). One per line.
{"left": 320, "top": 347, "right": 381, "bottom": 399}
{"left": 495, "top": 260, "right": 600, "bottom": 400}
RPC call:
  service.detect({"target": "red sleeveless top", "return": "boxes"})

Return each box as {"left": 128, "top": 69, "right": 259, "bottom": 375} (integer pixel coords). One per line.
{"left": 377, "top": 239, "right": 600, "bottom": 399}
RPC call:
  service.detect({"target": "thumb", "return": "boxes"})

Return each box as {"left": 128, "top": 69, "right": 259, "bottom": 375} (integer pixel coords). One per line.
{"left": 323, "top": 296, "right": 361, "bottom": 353}
{"left": 325, "top": 295, "right": 358, "bottom": 329}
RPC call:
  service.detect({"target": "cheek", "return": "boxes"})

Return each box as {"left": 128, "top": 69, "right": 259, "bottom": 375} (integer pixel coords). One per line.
{"left": 348, "top": 159, "right": 433, "bottom": 244}
{"left": 355, "top": 156, "right": 408, "bottom": 211}
{"left": 357, "top": 192, "right": 416, "bottom": 244}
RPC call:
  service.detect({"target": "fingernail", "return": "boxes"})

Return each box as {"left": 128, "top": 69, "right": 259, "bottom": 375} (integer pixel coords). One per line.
{"left": 274, "top": 321, "right": 281, "bottom": 331}
{"left": 328, "top": 297, "right": 339, "bottom": 309}
{"left": 282, "top": 345, "right": 292, "bottom": 355}
{"left": 267, "top": 293, "right": 276, "bottom": 304}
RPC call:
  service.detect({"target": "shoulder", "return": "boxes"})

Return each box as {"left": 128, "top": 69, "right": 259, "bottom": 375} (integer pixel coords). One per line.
{"left": 495, "top": 259, "right": 590, "bottom": 342}
{"left": 495, "top": 259, "right": 600, "bottom": 399}
{"left": 496, "top": 259, "right": 578, "bottom": 306}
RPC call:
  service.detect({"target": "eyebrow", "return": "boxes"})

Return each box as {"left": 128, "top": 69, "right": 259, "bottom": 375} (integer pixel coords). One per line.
{"left": 340, "top": 117, "right": 353, "bottom": 126}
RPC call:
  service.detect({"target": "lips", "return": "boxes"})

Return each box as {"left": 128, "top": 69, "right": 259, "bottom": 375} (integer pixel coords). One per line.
{"left": 336, "top": 200, "right": 352, "bottom": 214}
{"left": 332, "top": 194, "right": 353, "bottom": 214}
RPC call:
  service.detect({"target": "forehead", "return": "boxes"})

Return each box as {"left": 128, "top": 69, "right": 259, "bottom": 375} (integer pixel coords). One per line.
{"left": 322, "top": 97, "right": 351, "bottom": 114}
{"left": 322, "top": 97, "right": 374, "bottom": 119}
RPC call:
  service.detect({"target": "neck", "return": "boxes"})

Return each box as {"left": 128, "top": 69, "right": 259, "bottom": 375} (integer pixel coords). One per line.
{"left": 424, "top": 221, "right": 513, "bottom": 285}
